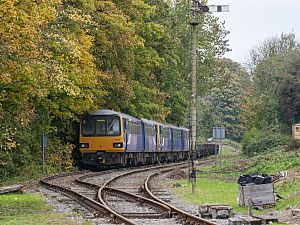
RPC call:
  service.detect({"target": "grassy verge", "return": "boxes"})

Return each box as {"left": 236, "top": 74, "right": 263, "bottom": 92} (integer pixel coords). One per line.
{"left": 0, "top": 192, "right": 91, "bottom": 225}
{"left": 172, "top": 145, "right": 300, "bottom": 215}
{"left": 172, "top": 177, "right": 245, "bottom": 212}
{"left": 1, "top": 164, "right": 78, "bottom": 186}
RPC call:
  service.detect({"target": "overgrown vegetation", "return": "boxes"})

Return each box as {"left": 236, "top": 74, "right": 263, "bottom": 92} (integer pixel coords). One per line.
{"left": 197, "top": 33, "right": 300, "bottom": 155}
{"left": 242, "top": 128, "right": 289, "bottom": 155}
{"left": 240, "top": 33, "right": 300, "bottom": 154}
{"left": 173, "top": 145, "right": 300, "bottom": 214}
{"left": 197, "top": 59, "right": 249, "bottom": 142}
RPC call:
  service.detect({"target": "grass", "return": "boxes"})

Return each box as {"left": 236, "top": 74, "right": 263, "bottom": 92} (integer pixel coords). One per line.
{"left": 0, "top": 193, "right": 91, "bottom": 225}
{"left": 1, "top": 163, "right": 79, "bottom": 186}
{"left": 245, "top": 148, "right": 300, "bottom": 175}
{"left": 172, "top": 177, "right": 246, "bottom": 212}
{"left": 274, "top": 175, "right": 300, "bottom": 211}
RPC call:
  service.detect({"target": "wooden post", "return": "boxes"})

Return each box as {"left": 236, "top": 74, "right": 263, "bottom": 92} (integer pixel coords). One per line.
{"left": 248, "top": 198, "right": 253, "bottom": 216}
{"left": 190, "top": 18, "right": 198, "bottom": 193}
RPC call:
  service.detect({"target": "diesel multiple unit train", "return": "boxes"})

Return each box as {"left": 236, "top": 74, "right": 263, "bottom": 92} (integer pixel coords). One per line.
{"left": 79, "top": 109, "right": 216, "bottom": 167}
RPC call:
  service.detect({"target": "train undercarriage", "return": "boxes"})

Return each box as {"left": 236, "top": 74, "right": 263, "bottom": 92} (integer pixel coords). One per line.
{"left": 80, "top": 144, "right": 218, "bottom": 169}
{"left": 81, "top": 151, "right": 190, "bottom": 167}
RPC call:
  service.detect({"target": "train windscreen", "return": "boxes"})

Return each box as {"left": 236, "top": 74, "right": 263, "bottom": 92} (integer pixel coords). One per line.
{"left": 81, "top": 115, "right": 121, "bottom": 136}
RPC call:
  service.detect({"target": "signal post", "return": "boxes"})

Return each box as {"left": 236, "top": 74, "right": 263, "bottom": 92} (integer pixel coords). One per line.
{"left": 189, "top": 1, "right": 229, "bottom": 193}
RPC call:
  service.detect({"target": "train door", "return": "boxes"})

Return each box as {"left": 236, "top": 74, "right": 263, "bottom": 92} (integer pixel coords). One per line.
{"left": 181, "top": 130, "right": 184, "bottom": 150}
{"left": 155, "top": 125, "right": 159, "bottom": 152}
{"left": 160, "top": 126, "right": 163, "bottom": 151}
{"left": 142, "top": 122, "right": 146, "bottom": 151}
{"left": 170, "top": 128, "right": 173, "bottom": 151}
{"left": 123, "top": 119, "right": 127, "bottom": 151}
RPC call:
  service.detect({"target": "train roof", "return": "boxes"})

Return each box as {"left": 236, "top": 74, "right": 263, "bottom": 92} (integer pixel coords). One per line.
{"left": 167, "top": 124, "right": 181, "bottom": 130}
{"left": 90, "top": 109, "right": 140, "bottom": 122}
{"left": 179, "top": 127, "right": 189, "bottom": 131}
{"left": 89, "top": 110, "right": 189, "bottom": 129}
{"left": 161, "top": 123, "right": 189, "bottom": 131}
{"left": 119, "top": 113, "right": 140, "bottom": 122}
{"left": 141, "top": 118, "right": 163, "bottom": 126}
{"left": 91, "top": 109, "right": 119, "bottom": 116}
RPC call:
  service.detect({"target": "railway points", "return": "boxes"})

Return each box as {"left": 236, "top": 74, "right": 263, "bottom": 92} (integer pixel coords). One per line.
{"left": 40, "top": 161, "right": 219, "bottom": 225}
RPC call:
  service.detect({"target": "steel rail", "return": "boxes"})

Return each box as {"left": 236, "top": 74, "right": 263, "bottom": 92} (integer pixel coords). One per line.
{"left": 97, "top": 163, "right": 186, "bottom": 205}
{"left": 144, "top": 170, "right": 217, "bottom": 225}
{"left": 76, "top": 173, "right": 172, "bottom": 217}
{"left": 40, "top": 172, "right": 136, "bottom": 225}
{"left": 40, "top": 161, "right": 210, "bottom": 225}
{"left": 94, "top": 163, "right": 187, "bottom": 222}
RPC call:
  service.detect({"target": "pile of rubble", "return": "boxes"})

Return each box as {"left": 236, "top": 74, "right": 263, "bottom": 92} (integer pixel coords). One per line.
{"left": 166, "top": 169, "right": 188, "bottom": 180}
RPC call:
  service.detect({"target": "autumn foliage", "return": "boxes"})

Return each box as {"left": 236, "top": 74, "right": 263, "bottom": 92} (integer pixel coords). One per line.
{"left": 0, "top": 0, "right": 229, "bottom": 180}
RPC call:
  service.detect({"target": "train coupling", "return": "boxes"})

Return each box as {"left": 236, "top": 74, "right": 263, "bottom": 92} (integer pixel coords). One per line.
{"left": 96, "top": 152, "right": 105, "bottom": 164}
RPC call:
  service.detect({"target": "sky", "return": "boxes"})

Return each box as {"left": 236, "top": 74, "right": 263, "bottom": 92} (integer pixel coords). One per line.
{"left": 208, "top": 0, "right": 300, "bottom": 64}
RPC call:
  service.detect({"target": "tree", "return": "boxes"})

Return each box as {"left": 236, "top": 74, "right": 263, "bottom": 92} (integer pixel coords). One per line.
{"left": 198, "top": 59, "right": 249, "bottom": 141}
{"left": 243, "top": 33, "right": 300, "bottom": 133}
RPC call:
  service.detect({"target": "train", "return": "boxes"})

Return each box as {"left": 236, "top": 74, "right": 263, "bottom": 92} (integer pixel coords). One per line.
{"left": 79, "top": 109, "right": 217, "bottom": 167}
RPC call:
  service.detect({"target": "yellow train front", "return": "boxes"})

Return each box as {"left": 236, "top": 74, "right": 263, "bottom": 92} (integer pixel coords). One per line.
{"left": 79, "top": 109, "right": 125, "bottom": 166}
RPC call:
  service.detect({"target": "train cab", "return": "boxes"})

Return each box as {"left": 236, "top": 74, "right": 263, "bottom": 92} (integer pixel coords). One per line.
{"left": 79, "top": 109, "right": 125, "bottom": 165}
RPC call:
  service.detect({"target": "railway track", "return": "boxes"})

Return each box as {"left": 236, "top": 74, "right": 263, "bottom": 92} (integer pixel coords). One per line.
{"left": 41, "top": 162, "right": 217, "bottom": 225}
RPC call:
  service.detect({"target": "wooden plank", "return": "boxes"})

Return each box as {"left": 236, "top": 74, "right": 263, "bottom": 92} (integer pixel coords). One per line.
{"left": 238, "top": 185, "right": 245, "bottom": 206}
{"left": 228, "top": 217, "right": 244, "bottom": 225}
{"left": 242, "top": 183, "right": 273, "bottom": 194}
{"left": 254, "top": 214, "right": 278, "bottom": 224}
{"left": 252, "top": 195, "right": 276, "bottom": 205}
{"left": 243, "top": 190, "right": 275, "bottom": 197}
{"left": 0, "top": 185, "right": 23, "bottom": 194}
{"left": 240, "top": 216, "right": 262, "bottom": 225}
{"left": 238, "top": 183, "right": 275, "bottom": 206}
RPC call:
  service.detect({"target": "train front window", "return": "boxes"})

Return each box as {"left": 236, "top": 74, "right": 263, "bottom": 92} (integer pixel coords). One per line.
{"left": 99, "top": 116, "right": 120, "bottom": 136}
{"left": 82, "top": 117, "right": 95, "bottom": 136}
{"left": 96, "top": 119, "right": 106, "bottom": 135}
{"left": 82, "top": 115, "right": 121, "bottom": 136}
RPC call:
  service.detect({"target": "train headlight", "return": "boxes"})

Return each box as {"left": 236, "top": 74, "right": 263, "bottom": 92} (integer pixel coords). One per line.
{"left": 80, "top": 143, "right": 89, "bottom": 148}
{"left": 113, "top": 143, "right": 123, "bottom": 148}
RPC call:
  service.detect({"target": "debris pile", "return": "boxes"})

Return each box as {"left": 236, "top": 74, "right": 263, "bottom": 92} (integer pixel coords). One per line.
{"left": 198, "top": 204, "right": 233, "bottom": 219}
{"left": 238, "top": 174, "right": 272, "bottom": 186}
{"left": 166, "top": 169, "right": 188, "bottom": 180}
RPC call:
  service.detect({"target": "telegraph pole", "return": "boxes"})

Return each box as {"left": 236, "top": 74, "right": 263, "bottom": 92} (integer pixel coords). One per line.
{"left": 189, "top": 1, "right": 229, "bottom": 194}
{"left": 189, "top": 0, "right": 206, "bottom": 194}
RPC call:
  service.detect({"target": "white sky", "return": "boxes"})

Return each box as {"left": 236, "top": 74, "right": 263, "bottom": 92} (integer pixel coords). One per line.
{"left": 208, "top": 0, "right": 300, "bottom": 64}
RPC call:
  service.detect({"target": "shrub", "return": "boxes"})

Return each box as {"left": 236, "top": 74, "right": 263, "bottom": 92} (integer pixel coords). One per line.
{"left": 242, "top": 128, "right": 289, "bottom": 155}
{"left": 245, "top": 148, "right": 300, "bottom": 174}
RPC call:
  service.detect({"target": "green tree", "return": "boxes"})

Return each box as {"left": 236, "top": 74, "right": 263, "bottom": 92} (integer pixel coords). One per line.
{"left": 243, "top": 33, "right": 300, "bottom": 132}
{"left": 198, "top": 59, "right": 249, "bottom": 141}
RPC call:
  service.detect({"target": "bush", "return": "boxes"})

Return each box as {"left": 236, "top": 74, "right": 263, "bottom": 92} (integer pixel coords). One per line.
{"left": 245, "top": 148, "right": 300, "bottom": 174}
{"left": 242, "top": 128, "right": 289, "bottom": 155}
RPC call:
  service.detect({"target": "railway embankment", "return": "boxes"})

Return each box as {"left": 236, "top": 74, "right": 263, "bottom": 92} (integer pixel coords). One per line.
{"left": 169, "top": 144, "right": 300, "bottom": 224}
